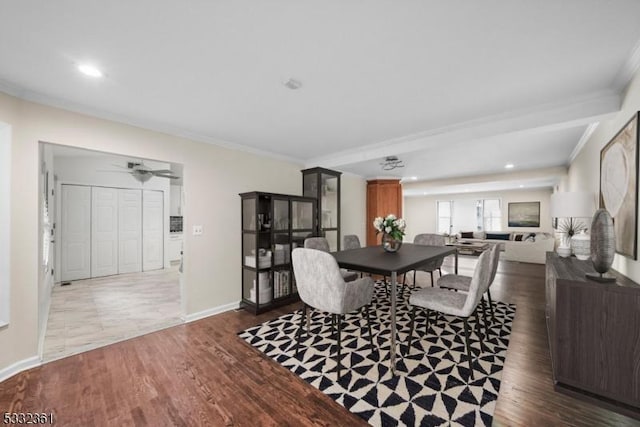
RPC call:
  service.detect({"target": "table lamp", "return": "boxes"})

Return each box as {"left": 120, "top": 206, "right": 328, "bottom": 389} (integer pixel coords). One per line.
{"left": 550, "top": 191, "right": 595, "bottom": 258}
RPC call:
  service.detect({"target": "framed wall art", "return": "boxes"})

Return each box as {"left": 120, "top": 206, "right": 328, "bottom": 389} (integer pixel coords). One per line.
{"left": 599, "top": 111, "right": 639, "bottom": 260}
{"left": 508, "top": 201, "right": 540, "bottom": 227}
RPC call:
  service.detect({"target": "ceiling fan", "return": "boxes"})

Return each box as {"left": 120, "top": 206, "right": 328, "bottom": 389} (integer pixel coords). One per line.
{"left": 106, "top": 161, "right": 180, "bottom": 183}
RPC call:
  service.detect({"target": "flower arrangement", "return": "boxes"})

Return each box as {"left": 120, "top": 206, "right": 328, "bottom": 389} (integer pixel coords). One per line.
{"left": 373, "top": 214, "right": 406, "bottom": 241}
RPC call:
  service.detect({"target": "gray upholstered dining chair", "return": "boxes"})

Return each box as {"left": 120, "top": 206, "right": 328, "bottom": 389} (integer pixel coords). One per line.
{"left": 292, "top": 248, "right": 375, "bottom": 380}
{"left": 405, "top": 249, "right": 492, "bottom": 380}
{"left": 304, "top": 237, "right": 358, "bottom": 282}
{"left": 438, "top": 243, "right": 500, "bottom": 322}
{"left": 343, "top": 234, "right": 361, "bottom": 250}
{"left": 403, "top": 233, "right": 447, "bottom": 288}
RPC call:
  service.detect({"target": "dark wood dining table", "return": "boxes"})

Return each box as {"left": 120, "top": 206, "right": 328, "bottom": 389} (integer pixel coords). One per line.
{"left": 333, "top": 243, "right": 458, "bottom": 375}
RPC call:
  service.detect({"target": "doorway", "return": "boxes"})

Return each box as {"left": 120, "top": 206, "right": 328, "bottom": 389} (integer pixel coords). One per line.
{"left": 38, "top": 142, "right": 185, "bottom": 361}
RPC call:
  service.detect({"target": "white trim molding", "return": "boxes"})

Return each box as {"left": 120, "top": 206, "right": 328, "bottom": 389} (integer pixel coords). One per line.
{"left": 612, "top": 38, "right": 640, "bottom": 92}
{"left": 0, "top": 80, "right": 304, "bottom": 166}
{"left": 0, "top": 356, "right": 41, "bottom": 383}
{"left": 569, "top": 122, "right": 599, "bottom": 163}
{"left": 306, "top": 90, "right": 620, "bottom": 169}
{"left": 182, "top": 301, "right": 240, "bottom": 323}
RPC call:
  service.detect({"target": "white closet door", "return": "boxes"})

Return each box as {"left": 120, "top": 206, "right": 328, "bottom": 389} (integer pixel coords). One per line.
{"left": 118, "top": 189, "right": 142, "bottom": 274}
{"left": 91, "top": 187, "right": 119, "bottom": 278}
{"left": 143, "top": 190, "right": 164, "bottom": 271}
{"left": 61, "top": 185, "right": 91, "bottom": 281}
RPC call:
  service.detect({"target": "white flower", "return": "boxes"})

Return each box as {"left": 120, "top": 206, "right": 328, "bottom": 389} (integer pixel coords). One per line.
{"left": 374, "top": 214, "right": 407, "bottom": 237}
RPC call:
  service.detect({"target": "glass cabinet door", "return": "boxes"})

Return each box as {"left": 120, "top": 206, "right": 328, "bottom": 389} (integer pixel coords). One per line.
{"left": 292, "top": 200, "right": 314, "bottom": 231}
{"left": 272, "top": 197, "right": 290, "bottom": 267}
{"left": 242, "top": 198, "right": 256, "bottom": 231}
{"left": 321, "top": 173, "right": 338, "bottom": 230}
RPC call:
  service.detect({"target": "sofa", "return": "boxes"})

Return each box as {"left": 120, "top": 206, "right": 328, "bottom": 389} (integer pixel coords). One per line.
{"left": 456, "top": 231, "right": 554, "bottom": 264}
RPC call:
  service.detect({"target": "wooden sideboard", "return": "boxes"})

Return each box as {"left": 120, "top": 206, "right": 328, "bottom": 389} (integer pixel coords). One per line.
{"left": 366, "top": 179, "right": 403, "bottom": 246}
{"left": 545, "top": 252, "right": 640, "bottom": 418}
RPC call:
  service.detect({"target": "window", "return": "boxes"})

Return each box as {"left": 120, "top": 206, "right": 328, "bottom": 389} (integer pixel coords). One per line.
{"left": 482, "top": 199, "right": 502, "bottom": 231}
{"left": 437, "top": 198, "right": 502, "bottom": 234}
{"left": 437, "top": 201, "right": 452, "bottom": 234}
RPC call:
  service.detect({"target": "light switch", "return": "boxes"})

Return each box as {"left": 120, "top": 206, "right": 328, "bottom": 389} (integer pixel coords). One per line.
{"left": 193, "top": 225, "right": 203, "bottom": 235}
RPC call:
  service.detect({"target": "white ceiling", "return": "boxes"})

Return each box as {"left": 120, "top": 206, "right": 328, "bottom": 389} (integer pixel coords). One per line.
{"left": 3, "top": 1, "right": 640, "bottom": 191}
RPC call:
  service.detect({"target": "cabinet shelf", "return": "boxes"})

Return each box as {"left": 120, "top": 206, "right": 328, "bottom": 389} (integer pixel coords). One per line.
{"left": 240, "top": 191, "right": 316, "bottom": 315}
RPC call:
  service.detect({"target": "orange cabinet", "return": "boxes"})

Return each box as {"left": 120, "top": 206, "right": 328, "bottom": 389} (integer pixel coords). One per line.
{"left": 366, "top": 179, "right": 403, "bottom": 246}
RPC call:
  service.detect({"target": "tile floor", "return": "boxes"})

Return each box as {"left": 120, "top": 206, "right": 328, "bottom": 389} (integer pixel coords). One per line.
{"left": 43, "top": 265, "right": 182, "bottom": 361}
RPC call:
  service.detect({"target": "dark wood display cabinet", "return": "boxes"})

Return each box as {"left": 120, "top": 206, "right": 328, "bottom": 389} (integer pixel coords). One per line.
{"left": 240, "top": 191, "right": 316, "bottom": 314}
{"left": 302, "top": 167, "right": 341, "bottom": 251}
{"left": 545, "top": 252, "right": 640, "bottom": 419}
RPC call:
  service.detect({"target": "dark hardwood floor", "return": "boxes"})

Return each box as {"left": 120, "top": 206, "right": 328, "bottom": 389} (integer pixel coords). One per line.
{"left": 1, "top": 257, "right": 639, "bottom": 426}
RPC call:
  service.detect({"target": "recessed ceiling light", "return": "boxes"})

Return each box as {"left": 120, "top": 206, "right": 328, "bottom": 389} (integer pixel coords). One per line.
{"left": 410, "top": 176, "right": 417, "bottom": 180}
{"left": 519, "top": 184, "right": 524, "bottom": 188}
{"left": 283, "top": 78, "right": 302, "bottom": 90}
{"left": 505, "top": 163, "right": 515, "bottom": 169}
{"left": 423, "top": 192, "right": 428, "bottom": 195}
{"left": 77, "top": 64, "right": 103, "bottom": 78}
{"left": 464, "top": 189, "right": 470, "bottom": 192}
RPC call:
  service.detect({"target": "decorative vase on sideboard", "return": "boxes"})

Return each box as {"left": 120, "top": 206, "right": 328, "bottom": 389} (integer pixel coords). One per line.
{"left": 571, "top": 231, "right": 591, "bottom": 261}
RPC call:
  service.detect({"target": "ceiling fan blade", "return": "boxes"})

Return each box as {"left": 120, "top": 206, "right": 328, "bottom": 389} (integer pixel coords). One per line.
{"left": 97, "top": 169, "right": 130, "bottom": 174}
{"left": 111, "top": 164, "right": 130, "bottom": 170}
{"left": 149, "top": 169, "right": 174, "bottom": 174}
{"left": 153, "top": 174, "right": 180, "bottom": 179}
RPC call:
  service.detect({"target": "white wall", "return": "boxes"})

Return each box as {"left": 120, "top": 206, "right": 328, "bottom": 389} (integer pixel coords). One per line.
{"left": 0, "top": 123, "right": 10, "bottom": 328}
{"left": 568, "top": 66, "right": 640, "bottom": 284}
{"left": 341, "top": 173, "right": 367, "bottom": 247}
{"left": 0, "top": 90, "right": 367, "bottom": 377}
{"left": 404, "top": 187, "right": 553, "bottom": 242}
{"left": 52, "top": 153, "right": 172, "bottom": 280}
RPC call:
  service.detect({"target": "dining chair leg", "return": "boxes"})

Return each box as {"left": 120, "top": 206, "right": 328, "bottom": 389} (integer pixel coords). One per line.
{"left": 463, "top": 318, "right": 474, "bottom": 380}
{"left": 295, "top": 304, "right": 307, "bottom": 357}
{"left": 413, "top": 270, "right": 417, "bottom": 289}
{"left": 487, "top": 290, "right": 495, "bottom": 323}
{"left": 406, "top": 306, "right": 417, "bottom": 355}
{"left": 331, "top": 314, "right": 336, "bottom": 337}
{"left": 364, "top": 304, "right": 375, "bottom": 351}
{"left": 438, "top": 267, "right": 442, "bottom": 277}
{"left": 429, "top": 271, "right": 434, "bottom": 287}
{"left": 474, "top": 307, "right": 487, "bottom": 353}
{"left": 336, "top": 314, "right": 343, "bottom": 380}
{"left": 480, "top": 297, "right": 491, "bottom": 339}
{"left": 424, "top": 308, "right": 431, "bottom": 336}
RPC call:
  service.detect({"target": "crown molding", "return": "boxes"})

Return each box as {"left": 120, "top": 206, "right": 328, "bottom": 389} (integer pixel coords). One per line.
{"left": 0, "top": 79, "right": 304, "bottom": 166}
{"left": 568, "top": 122, "right": 599, "bottom": 163}
{"left": 612, "top": 38, "right": 640, "bottom": 92}
{"left": 306, "top": 90, "right": 621, "bottom": 169}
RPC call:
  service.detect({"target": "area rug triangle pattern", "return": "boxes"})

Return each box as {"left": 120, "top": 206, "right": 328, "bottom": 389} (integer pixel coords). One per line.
{"left": 239, "top": 281, "right": 516, "bottom": 427}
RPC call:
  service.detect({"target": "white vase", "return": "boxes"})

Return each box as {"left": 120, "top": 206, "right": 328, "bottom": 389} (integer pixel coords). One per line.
{"left": 571, "top": 232, "right": 590, "bottom": 261}
{"left": 557, "top": 246, "right": 572, "bottom": 258}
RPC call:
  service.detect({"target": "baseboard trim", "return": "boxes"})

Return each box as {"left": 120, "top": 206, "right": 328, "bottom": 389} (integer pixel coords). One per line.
{"left": 0, "top": 356, "right": 41, "bottom": 383}
{"left": 183, "top": 301, "right": 240, "bottom": 323}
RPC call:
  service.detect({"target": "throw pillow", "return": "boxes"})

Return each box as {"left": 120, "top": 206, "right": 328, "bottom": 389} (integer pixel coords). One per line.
{"left": 514, "top": 234, "right": 523, "bottom": 242}
{"left": 486, "top": 233, "right": 511, "bottom": 241}
{"left": 460, "top": 231, "right": 474, "bottom": 239}
{"left": 524, "top": 235, "right": 535, "bottom": 242}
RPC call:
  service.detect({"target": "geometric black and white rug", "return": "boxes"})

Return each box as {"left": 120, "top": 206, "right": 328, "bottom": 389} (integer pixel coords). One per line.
{"left": 239, "top": 281, "right": 516, "bottom": 427}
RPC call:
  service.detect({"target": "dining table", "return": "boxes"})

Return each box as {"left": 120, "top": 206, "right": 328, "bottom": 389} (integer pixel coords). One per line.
{"left": 332, "top": 243, "right": 458, "bottom": 375}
